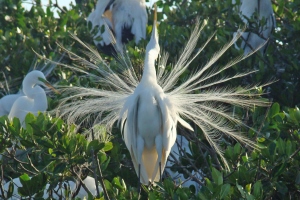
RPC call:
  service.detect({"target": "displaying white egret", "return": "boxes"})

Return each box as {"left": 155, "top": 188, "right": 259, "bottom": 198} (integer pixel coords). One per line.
{"left": 232, "top": 0, "right": 276, "bottom": 54}
{"left": 55, "top": 6, "right": 270, "bottom": 185}
{"left": 0, "top": 176, "right": 100, "bottom": 199}
{"left": 87, "top": 0, "right": 147, "bottom": 53}
{"left": 8, "top": 70, "right": 57, "bottom": 127}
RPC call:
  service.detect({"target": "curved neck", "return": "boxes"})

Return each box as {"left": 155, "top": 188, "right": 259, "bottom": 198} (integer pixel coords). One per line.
{"left": 24, "top": 83, "right": 48, "bottom": 111}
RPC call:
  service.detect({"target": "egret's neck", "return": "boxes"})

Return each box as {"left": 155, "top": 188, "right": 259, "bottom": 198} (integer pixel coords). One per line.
{"left": 141, "top": 52, "right": 157, "bottom": 83}
{"left": 23, "top": 83, "right": 48, "bottom": 111}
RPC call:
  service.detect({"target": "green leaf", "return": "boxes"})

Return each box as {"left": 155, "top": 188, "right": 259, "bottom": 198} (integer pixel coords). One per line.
{"left": 212, "top": 168, "right": 223, "bottom": 185}
{"left": 220, "top": 184, "right": 230, "bottom": 199}
{"left": 36, "top": 138, "right": 53, "bottom": 148}
{"left": 103, "top": 142, "right": 113, "bottom": 152}
{"left": 236, "top": 182, "right": 246, "bottom": 198}
{"left": 87, "top": 140, "right": 105, "bottom": 154}
{"left": 205, "top": 177, "right": 213, "bottom": 191}
{"left": 272, "top": 163, "right": 287, "bottom": 178}
{"left": 7, "top": 181, "right": 14, "bottom": 198}
{"left": 20, "top": 139, "right": 35, "bottom": 147}
{"left": 112, "top": 177, "right": 125, "bottom": 191}
{"left": 12, "top": 117, "right": 21, "bottom": 131}
{"left": 53, "top": 162, "right": 67, "bottom": 174}
{"left": 269, "top": 142, "right": 276, "bottom": 156}
{"left": 245, "top": 183, "right": 251, "bottom": 194}
{"left": 253, "top": 181, "right": 262, "bottom": 198}
{"left": 269, "top": 103, "right": 280, "bottom": 118}
{"left": 98, "top": 151, "right": 108, "bottom": 164}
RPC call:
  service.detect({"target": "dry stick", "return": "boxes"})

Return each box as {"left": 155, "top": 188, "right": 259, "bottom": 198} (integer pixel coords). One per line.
{"left": 174, "top": 135, "right": 204, "bottom": 184}
{"left": 169, "top": 153, "right": 204, "bottom": 187}
{"left": 91, "top": 129, "right": 110, "bottom": 200}
{"left": 71, "top": 169, "right": 92, "bottom": 199}
{"left": 26, "top": 154, "right": 40, "bottom": 173}
{"left": 54, "top": 0, "right": 66, "bottom": 13}
{"left": 0, "top": 165, "right": 5, "bottom": 199}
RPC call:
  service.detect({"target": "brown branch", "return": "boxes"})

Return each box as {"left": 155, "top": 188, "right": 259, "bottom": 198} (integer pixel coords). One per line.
{"left": 91, "top": 129, "right": 110, "bottom": 200}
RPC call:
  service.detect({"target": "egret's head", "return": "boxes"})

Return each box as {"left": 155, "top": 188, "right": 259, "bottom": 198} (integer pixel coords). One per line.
{"left": 145, "top": 4, "right": 160, "bottom": 60}
{"left": 24, "top": 70, "right": 59, "bottom": 94}
{"left": 38, "top": 77, "right": 59, "bottom": 94}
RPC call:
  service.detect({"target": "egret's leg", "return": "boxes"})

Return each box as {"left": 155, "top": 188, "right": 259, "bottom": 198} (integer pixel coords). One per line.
{"left": 159, "top": 162, "right": 162, "bottom": 182}
{"left": 154, "top": 135, "right": 163, "bottom": 182}
{"left": 137, "top": 136, "right": 144, "bottom": 185}
{"left": 138, "top": 164, "right": 141, "bottom": 199}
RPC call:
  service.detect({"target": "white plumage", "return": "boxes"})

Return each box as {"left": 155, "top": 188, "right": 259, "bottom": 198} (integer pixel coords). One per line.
{"left": 87, "top": 0, "right": 147, "bottom": 51}
{"left": 118, "top": 17, "right": 186, "bottom": 184}
{"left": 233, "top": 0, "right": 276, "bottom": 54}
{"left": 56, "top": 8, "right": 270, "bottom": 185}
{"left": 8, "top": 70, "right": 54, "bottom": 126}
{"left": 0, "top": 92, "right": 24, "bottom": 116}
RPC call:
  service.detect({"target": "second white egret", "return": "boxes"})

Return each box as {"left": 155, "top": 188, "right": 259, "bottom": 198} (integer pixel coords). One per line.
{"left": 8, "top": 70, "right": 57, "bottom": 127}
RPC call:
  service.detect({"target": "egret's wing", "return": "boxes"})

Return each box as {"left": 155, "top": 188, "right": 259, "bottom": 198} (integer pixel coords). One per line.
{"left": 87, "top": 0, "right": 114, "bottom": 46}
{"left": 130, "top": 0, "right": 147, "bottom": 43}
{"left": 8, "top": 96, "right": 32, "bottom": 125}
{"left": 148, "top": 94, "right": 176, "bottom": 182}
{"left": 123, "top": 94, "right": 150, "bottom": 184}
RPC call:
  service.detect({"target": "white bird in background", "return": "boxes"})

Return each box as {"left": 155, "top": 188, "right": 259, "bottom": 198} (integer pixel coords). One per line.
{"left": 232, "top": 0, "right": 276, "bottom": 55}
{"left": 8, "top": 70, "right": 57, "bottom": 127}
{"left": 0, "top": 176, "right": 101, "bottom": 199}
{"left": 0, "top": 91, "right": 24, "bottom": 116}
{"left": 0, "top": 58, "right": 59, "bottom": 117}
{"left": 87, "top": 0, "right": 147, "bottom": 53}
{"left": 55, "top": 6, "right": 270, "bottom": 185}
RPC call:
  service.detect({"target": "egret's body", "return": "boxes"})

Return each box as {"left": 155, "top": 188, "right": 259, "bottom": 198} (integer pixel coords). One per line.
{"left": 87, "top": 0, "right": 147, "bottom": 52}
{"left": 0, "top": 92, "right": 24, "bottom": 116}
{"left": 56, "top": 7, "right": 271, "bottom": 185}
{"left": 233, "top": 0, "right": 276, "bottom": 54}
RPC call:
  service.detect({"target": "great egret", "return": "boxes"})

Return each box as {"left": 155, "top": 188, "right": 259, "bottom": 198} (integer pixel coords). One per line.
{"left": 0, "top": 58, "right": 59, "bottom": 117}
{"left": 87, "top": 0, "right": 147, "bottom": 53}
{"left": 0, "top": 176, "right": 100, "bottom": 199}
{"left": 55, "top": 6, "right": 270, "bottom": 185}
{"left": 232, "top": 0, "right": 276, "bottom": 55}
{"left": 8, "top": 70, "right": 57, "bottom": 127}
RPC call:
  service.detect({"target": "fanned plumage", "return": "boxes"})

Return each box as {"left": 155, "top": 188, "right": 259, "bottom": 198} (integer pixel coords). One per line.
{"left": 54, "top": 14, "right": 271, "bottom": 183}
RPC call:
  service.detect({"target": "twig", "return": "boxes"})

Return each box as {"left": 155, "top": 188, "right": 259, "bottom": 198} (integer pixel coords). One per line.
{"left": 53, "top": 0, "right": 66, "bottom": 13}
{"left": 71, "top": 168, "right": 92, "bottom": 198}
{"left": 0, "top": 164, "right": 5, "bottom": 199}
{"left": 91, "top": 129, "right": 110, "bottom": 200}
{"left": 169, "top": 153, "right": 204, "bottom": 187}
{"left": 26, "top": 154, "right": 40, "bottom": 173}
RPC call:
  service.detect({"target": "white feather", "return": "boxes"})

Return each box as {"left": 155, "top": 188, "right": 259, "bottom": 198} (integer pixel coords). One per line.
{"left": 54, "top": 16, "right": 271, "bottom": 182}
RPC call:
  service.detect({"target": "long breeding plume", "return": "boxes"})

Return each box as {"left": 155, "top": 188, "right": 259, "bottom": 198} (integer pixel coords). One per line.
{"left": 53, "top": 16, "right": 271, "bottom": 182}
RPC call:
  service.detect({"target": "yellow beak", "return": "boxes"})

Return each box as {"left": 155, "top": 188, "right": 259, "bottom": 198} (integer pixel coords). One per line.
{"left": 38, "top": 77, "right": 60, "bottom": 94}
